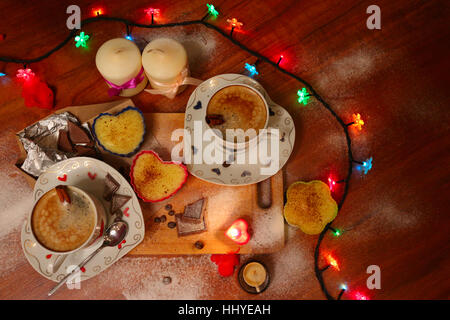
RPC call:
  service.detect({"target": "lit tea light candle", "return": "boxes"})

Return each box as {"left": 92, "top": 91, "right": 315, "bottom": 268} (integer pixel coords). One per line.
{"left": 142, "top": 38, "right": 202, "bottom": 99}
{"left": 225, "top": 218, "right": 250, "bottom": 245}
{"left": 95, "top": 38, "right": 148, "bottom": 97}
{"left": 238, "top": 261, "right": 270, "bottom": 294}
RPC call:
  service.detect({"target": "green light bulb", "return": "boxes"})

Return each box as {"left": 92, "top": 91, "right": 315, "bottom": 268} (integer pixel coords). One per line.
{"left": 206, "top": 4, "right": 219, "bottom": 18}
{"left": 75, "top": 31, "right": 90, "bottom": 48}
{"left": 297, "top": 87, "right": 310, "bottom": 105}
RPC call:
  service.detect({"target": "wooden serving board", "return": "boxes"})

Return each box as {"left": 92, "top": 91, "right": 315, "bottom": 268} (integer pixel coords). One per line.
{"left": 16, "top": 100, "right": 286, "bottom": 255}
{"left": 129, "top": 112, "right": 285, "bottom": 255}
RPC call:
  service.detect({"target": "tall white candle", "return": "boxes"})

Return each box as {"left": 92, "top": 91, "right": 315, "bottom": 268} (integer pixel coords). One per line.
{"left": 141, "top": 38, "right": 188, "bottom": 96}
{"left": 95, "top": 38, "right": 148, "bottom": 97}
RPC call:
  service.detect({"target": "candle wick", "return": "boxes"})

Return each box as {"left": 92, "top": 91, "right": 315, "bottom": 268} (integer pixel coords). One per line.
{"left": 147, "top": 48, "right": 165, "bottom": 54}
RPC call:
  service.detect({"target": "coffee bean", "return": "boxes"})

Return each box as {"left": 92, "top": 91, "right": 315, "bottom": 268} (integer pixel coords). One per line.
{"left": 165, "top": 204, "right": 172, "bottom": 210}
{"left": 168, "top": 222, "right": 176, "bottom": 229}
{"left": 154, "top": 217, "right": 161, "bottom": 223}
{"left": 168, "top": 210, "right": 175, "bottom": 216}
{"left": 160, "top": 215, "right": 167, "bottom": 222}
{"left": 194, "top": 241, "right": 204, "bottom": 249}
{"left": 163, "top": 276, "right": 172, "bottom": 285}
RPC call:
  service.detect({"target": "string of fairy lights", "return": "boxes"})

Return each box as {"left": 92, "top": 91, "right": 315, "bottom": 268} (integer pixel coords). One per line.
{"left": 0, "top": 3, "right": 373, "bottom": 300}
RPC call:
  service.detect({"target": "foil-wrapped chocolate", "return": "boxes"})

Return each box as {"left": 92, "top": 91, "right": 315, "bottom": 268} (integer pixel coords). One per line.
{"left": 18, "top": 112, "right": 98, "bottom": 177}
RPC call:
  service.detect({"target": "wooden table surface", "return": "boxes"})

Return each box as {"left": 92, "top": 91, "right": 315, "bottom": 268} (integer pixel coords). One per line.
{"left": 0, "top": 0, "right": 448, "bottom": 300}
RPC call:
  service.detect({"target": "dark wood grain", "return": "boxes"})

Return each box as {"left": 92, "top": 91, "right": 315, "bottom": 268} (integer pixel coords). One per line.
{"left": 0, "top": 0, "right": 448, "bottom": 300}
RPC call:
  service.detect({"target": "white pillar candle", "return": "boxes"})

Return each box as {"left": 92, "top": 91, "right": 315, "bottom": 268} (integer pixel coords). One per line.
{"left": 95, "top": 38, "right": 148, "bottom": 97}
{"left": 141, "top": 38, "right": 189, "bottom": 96}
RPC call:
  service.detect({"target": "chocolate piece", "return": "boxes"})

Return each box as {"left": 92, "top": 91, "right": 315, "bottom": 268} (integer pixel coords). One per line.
{"left": 57, "top": 130, "right": 73, "bottom": 153}
{"left": 163, "top": 276, "right": 172, "bottom": 285}
{"left": 212, "top": 168, "right": 221, "bottom": 175}
{"left": 111, "top": 194, "right": 131, "bottom": 214}
{"left": 165, "top": 204, "right": 172, "bottom": 210}
{"left": 168, "top": 210, "right": 175, "bottom": 216}
{"left": 154, "top": 217, "right": 161, "bottom": 223}
{"left": 205, "top": 114, "right": 225, "bottom": 126}
{"left": 195, "top": 241, "right": 204, "bottom": 249}
{"left": 160, "top": 215, "right": 167, "bottom": 222}
{"left": 73, "top": 145, "right": 97, "bottom": 157}
{"left": 68, "top": 121, "right": 91, "bottom": 144}
{"left": 168, "top": 222, "right": 177, "bottom": 229}
{"left": 222, "top": 161, "right": 231, "bottom": 168}
{"left": 182, "top": 198, "right": 205, "bottom": 221}
{"left": 104, "top": 173, "right": 120, "bottom": 201}
{"left": 175, "top": 214, "right": 206, "bottom": 237}
{"left": 114, "top": 210, "right": 123, "bottom": 221}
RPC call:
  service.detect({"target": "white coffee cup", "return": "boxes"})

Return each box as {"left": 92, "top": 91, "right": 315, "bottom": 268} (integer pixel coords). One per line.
{"left": 29, "top": 186, "right": 106, "bottom": 255}
{"left": 205, "top": 84, "right": 269, "bottom": 152}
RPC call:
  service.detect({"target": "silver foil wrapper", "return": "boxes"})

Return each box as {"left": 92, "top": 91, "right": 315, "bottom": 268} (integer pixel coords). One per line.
{"left": 18, "top": 112, "right": 85, "bottom": 177}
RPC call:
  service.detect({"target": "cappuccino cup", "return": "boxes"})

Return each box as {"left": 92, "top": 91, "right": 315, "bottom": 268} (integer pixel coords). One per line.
{"left": 29, "top": 186, "right": 106, "bottom": 255}
{"left": 205, "top": 84, "right": 269, "bottom": 151}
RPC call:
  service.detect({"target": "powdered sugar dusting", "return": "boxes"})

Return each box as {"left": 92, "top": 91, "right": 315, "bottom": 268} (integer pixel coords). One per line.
{"left": 313, "top": 48, "right": 383, "bottom": 100}
{"left": 0, "top": 182, "right": 31, "bottom": 239}
{"left": 0, "top": 168, "right": 33, "bottom": 276}
{"left": 245, "top": 225, "right": 314, "bottom": 298}
{"left": 89, "top": 255, "right": 214, "bottom": 300}
{"left": 250, "top": 211, "right": 284, "bottom": 250}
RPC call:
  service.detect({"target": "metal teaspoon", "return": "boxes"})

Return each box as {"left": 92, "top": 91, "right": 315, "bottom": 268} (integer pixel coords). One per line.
{"left": 48, "top": 221, "right": 128, "bottom": 297}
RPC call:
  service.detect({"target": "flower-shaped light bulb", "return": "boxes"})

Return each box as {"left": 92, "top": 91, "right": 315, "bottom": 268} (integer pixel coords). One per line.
{"left": 352, "top": 113, "right": 364, "bottom": 130}
{"left": 16, "top": 68, "right": 35, "bottom": 81}
{"left": 357, "top": 157, "right": 373, "bottom": 175}
{"left": 325, "top": 253, "right": 340, "bottom": 271}
{"left": 244, "top": 63, "right": 259, "bottom": 77}
{"left": 297, "top": 87, "right": 310, "bottom": 105}
{"left": 206, "top": 4, "right": 219, "bottom": 18}
{"left": 227, "top": 18, "right": 243, "bottom": 29}
{"left": 74, "top": 31, "right": 89, "bottom": 48}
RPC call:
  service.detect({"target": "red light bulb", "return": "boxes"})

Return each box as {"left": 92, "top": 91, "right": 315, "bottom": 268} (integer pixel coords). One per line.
{"left": 352, "top": 291, "right": 369, "bottom": 300}
{"left": 92, "top": 8, "right": 104, "bottom": 16}
{"left": 16, "top": 68, "right": 35, "bottom": 82}
{"left": 328, "top": 177, "right": 336, "bottom": 191}
{"left": 145, "top": 8, "right": 160, "bottom": 16}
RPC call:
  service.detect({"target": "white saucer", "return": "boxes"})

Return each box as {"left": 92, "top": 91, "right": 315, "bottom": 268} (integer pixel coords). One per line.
{"left": 21, "top": 157, "right": 144, "bottom": 282}
{"left": 184, "top": 74, "right": 295, "bottom": 186}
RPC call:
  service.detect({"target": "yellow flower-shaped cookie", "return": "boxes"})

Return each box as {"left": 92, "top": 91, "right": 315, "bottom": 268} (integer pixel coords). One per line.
{"left": 284, "top": 180, "right": 338, "bottom": 234}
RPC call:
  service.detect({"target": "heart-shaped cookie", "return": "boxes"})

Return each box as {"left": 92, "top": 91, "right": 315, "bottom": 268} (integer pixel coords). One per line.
{"left": 92, "top": 106, "right": 145, "bottom": 157}
{"left": 130, "top": 150, "right": 188, "bottom": 202}
{"left": 225, "top": 219, "right": 250, "bottom": 245}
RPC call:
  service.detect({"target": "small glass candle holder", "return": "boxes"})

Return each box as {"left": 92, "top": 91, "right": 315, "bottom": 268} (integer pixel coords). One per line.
{"left": 238, "top": 260, "right": 270, "bottom": 294}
